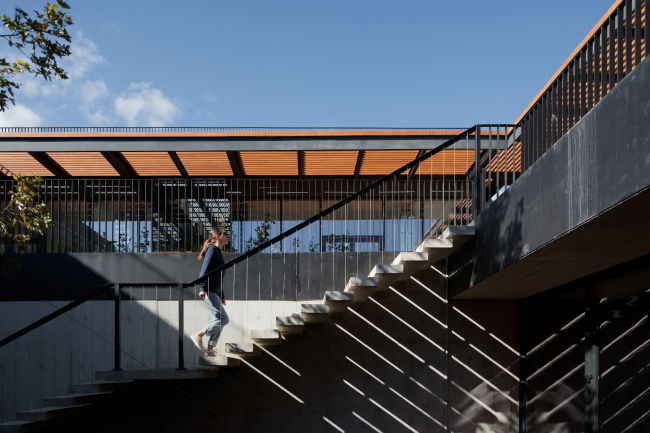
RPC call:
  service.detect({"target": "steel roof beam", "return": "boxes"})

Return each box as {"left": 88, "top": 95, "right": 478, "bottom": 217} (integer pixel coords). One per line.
{"left": 353, "top": 151, "right": 365, "bottom": 179}
{"left": 406, "top": 150, "right": 426, "bottom": 181}
{"left": 28, "top": 152, "right": 70, "bottom": 178}
{"left": 169, "top": 151, "right": 189, "bottom": 178}
{"left": 298, "top": 151, "right": 305, "bottom": 178}
{"left": 226, "top": 151, "right": 244, "bottom": 178}
{"left": 101, "top": 152, "right": 138, "bottom": 178}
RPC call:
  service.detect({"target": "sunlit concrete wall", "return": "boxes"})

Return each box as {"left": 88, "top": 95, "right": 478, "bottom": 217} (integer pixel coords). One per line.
{"left": 0, "top": 266, "right": 521, "bottom": 432}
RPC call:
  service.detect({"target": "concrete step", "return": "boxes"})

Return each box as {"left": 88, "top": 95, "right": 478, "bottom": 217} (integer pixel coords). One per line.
{"left": 344, "top": 277, "right": 379, "bottom": 302}
{"left": 95, "top": 369, "right": 219, "bottom": 380}
{"left": 392, "top": 252, "right": 428, "bottom": 281}
{"left": 301, "top": 303, "right": 329, "bottom": 324}
{"left": 276, "top": 314, "right": 305, "bottom": 334}
{"left": 70, "top": 381, "right": 134, "bottom": 394}
{"left": 441, "top": 226, "right": 475, "bottom": 249}
{"left": 16, "top": 405, "right": 92, "bottom": 422}
{"left": 369, "top": 264, "right": 403, "bottom": 291}
{"left": 199, "top": 355, "right": 241, "bottom": 368}
{"left": 225, "top": 343, "right": 261, "bottom": 357}
{"left": 415, "top": 238, "right": 454, "bottom": 269}
{"left": 323, "top": 291, "right": 354, "bottom": 313}
{"left": 0, "top": 420, "right": 50, "bottom": 433}
{"left": 43, "top": 392, "right": 114, "bottom": 407}
{"left": 251, "top": 329, "right": 282, "bottom": 345}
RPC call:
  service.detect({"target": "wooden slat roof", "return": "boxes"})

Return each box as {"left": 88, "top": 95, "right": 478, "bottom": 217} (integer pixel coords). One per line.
{"left": 48, "top": 152, "right": 118, "bottom": 177}
{"left": 0, "top": 152, "right": 53, "bottom": 177}
{"left": 122, "top": 152, "right": 180, "bottom": 176}
{"left": 176, "top": 152, "right": 232, "bottom": 176}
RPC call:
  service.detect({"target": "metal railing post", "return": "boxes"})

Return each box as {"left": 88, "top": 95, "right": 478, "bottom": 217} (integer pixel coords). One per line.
{"left": 113, "top": 283, "right": 122, "bottom": 371}
{"left": 177, "top": 283, "right": 185, "bottom": 370}
{"left": 473, "top": 127, "right": 482, "bottom": 218}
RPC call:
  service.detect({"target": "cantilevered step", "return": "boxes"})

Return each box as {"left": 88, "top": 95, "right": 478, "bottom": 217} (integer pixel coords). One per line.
{"left": 344, "top": 277, "right": 379, "bottom": 302}
{"left": 70, "top": 381, "right": 134, "bottom": 394}
{"left": 199, "top": 355, "right": 241, "bottom": 368}
{"left": 16, "top": 405, "right": 92, "bottom": 422}
{"left": 441, "top": 226, "right": 475, "bottom": 248}
{"left": 301, "top": 304, "right": 329, "bottom": 324}
{"left": 276, "top": 314, "right": 305, "bottom": 334}
{"left": 0, "top": 420, "right": 45, "bottom": 433}
{"left": 415, "top": 238, "right": 453, "bottom": 270}
{"left": 323, "top": 291, "right": 354, "bottom": 313}
{"left": 43, "top": 392, "right": 114, "bottom": 407}
{"left": 251, "top": 329, "right": 282, "bottom": 345}
{"left": 225, "top": 343, "right": 261, "bottom": 357}
{"left": 392, "top": 252, "right": 428, "bottom": 281}
{"left": 369, "top": 264, "right": 403, "bottom": 291}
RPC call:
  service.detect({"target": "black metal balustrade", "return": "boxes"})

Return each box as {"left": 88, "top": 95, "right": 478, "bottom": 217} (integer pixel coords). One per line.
{"left": 0, "top": 126, "right": 466, "bottom": 133}
{"left": 0, "top": 178, "right": 475, "bottom": 255}
{"left": 518, "top": 0, "right": 648, "bottom": 173}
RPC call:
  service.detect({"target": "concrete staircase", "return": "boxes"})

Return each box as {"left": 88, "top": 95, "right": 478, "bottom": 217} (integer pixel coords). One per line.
{"left": 198, "top": 226, "right": 474, "bottom": 368}
{"left": 0, "top": 226, "right": 473, "bottom": 431}
{"left": 0, "top": 381, "right": 135, "bottom": 433}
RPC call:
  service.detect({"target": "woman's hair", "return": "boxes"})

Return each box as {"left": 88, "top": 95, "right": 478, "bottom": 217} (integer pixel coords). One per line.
{"left": 198, "top": 227, "right": 225, "bottom": 260}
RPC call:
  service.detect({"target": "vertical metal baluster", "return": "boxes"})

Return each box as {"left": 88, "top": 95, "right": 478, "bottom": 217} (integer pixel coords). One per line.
{"left": 626, "top": 0, "right": 633, "bottom": 75}
{"left": 618, "top": 4, "right": 625, "bottom": 83}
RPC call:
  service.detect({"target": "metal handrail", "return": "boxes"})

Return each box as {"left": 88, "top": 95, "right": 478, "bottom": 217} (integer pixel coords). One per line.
{"left": 0, "top": 124, "right": 497, "bottom": 375}
{"left": 0, "top": 126, "right": 479, "bottom": 352}
{"left": 190, "top": 126, "right": 478, "bottom": 287}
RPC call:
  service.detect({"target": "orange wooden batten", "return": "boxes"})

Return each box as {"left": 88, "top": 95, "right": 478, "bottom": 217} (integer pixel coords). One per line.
{"left": 175, "top": 152, "right": 232, "bottom": 176}
{"left": 485, "top": 143, "right": 522, "bottom": 173}
{"left": 359, "top": 150, "right": 419, "bottom": 175}
{"left": 239, "top": 151, "right": 298, "bottom": 176}
{"left": 48, "top": 152, "right": 119, "bottom": 177}
{"left": 0, "top": 152, "right": 53, "bottom": 177}
{"left": 303, "top": 151, "right": 358, "bottom": 176}
{"left": 121, "top": 152, "right": 180, "bottom": 176}
{"left": 415, "top": 150, "right": 475, "bottom": 176}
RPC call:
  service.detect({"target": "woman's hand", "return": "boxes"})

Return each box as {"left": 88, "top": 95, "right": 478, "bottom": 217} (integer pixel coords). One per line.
{"left": 199, "top": 291, "right": 206, "bottom": 301}
{"left": 221, "top": 299, "right": 226, "bottom": 306}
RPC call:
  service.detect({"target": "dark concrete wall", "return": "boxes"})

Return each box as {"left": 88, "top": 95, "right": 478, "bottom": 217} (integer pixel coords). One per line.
{"left": 25, "top": 268, "right": 521, "bottom": 433}
{"left": 464, "top": 55, "right": 650, "bottom": 292}
{"left": 0, "top": 251, "right": 399, "bottom": 301}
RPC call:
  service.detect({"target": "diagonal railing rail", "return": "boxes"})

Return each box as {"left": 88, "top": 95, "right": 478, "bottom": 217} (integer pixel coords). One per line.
{"left": 0, "top": 124, "right": 523, "bottom": 425}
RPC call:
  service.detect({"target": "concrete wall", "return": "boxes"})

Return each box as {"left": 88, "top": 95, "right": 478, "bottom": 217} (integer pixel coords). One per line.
{"left": 0, "top": 251, "right": 398, "bottom": 301}
{"left": 466, "top": 55, "right": 650, "bottom": 291}
{"left": 0, "top": 265, "right": 522, "bottom": 432}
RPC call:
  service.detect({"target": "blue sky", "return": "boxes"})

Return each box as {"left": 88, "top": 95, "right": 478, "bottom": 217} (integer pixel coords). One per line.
{"left": 1, "top": 0, "right": 614, "bottom": 128}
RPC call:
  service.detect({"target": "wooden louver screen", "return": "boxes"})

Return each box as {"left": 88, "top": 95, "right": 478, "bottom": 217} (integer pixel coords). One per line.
{"left": 0, "top": 152, "right": 53, "bottom": 177}
{"left": 176, "top": 152, "right": 233, "bottom": 176}
{"left": 48, "top": 152, "right": 119, "bottom": 176}
{"left": 121, "top": 152, "right": 180, "bottom": 176}
{"left": 304, "top": 151, "right": 358, "bottom": 176}
{"left": 239, "top": 151, "right": 298, "bottom": 176}
{"left": 359, "top": 150, "right": 419, "bottom": 175}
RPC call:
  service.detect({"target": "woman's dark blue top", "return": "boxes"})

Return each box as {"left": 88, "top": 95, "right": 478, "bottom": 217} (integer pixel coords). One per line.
{"left": 198, "top": 244, "right": 226, "bottom": 299}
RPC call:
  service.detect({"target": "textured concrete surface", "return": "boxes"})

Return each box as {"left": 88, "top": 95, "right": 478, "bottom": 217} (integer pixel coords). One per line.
{"left": 0, "top": 267, "right": 521, "bottom": 432}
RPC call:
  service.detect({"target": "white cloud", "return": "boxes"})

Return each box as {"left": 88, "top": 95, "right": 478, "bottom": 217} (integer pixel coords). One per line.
{"left": 84, "top": 109, "right": 113, "bottom": 126}
{"left": 0, "top": 104, "right": 43, "bottom": 127}
{"left": 78, "top": 79, "right": 109, "bottom": 107}
{"left": 114, "top": 82, "right": 181, "bottom": 127}
{"left": 15, "top": 32, "right": 107, "bottom": 101}
{"left": 67, "top": 32, "right": 107, "bottom": 79}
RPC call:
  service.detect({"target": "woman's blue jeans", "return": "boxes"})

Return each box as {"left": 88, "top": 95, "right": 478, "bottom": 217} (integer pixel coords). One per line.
{"left": 201, "top": 292, "right": 229, "bottom": 347}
